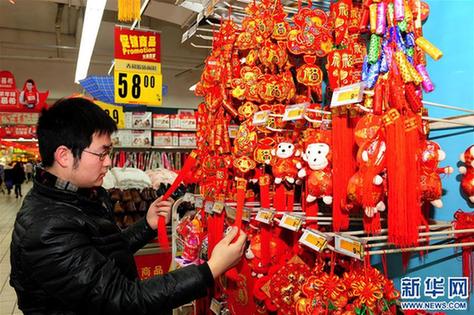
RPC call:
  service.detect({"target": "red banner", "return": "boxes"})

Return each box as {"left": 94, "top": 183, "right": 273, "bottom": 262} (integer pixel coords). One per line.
{"left": 0, "top": 71, "right": 49, "bottom": 113}
{"left": 0, "top": 125, "right": 37, "bottom": 138}
{"left": 114, "top": 26, "right": 161, "bottom": 63}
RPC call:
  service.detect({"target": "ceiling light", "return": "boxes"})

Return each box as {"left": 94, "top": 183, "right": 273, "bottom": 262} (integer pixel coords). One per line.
{"left": 189, "top": 83, "right": 198, "bottom": 91}
{"left": 9, "top": 0, "right": 16, "bottom": 4}
{"left": 74, "top": 0, "right": 107, "bottom": 83}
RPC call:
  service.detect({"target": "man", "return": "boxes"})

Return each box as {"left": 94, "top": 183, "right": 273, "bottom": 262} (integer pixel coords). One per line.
{"left": 10, "top": 97, "right": 246, "bottom": 315}
{"left": 24, "top": 161, "right": 34, "bottom": 182}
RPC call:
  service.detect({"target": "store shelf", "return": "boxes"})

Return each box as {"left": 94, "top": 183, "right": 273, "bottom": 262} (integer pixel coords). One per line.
{"left": 118, "top": 128, "right": 196, "bottom": 132}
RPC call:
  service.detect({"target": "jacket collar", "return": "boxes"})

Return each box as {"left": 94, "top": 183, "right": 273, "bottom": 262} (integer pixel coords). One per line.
{"left": 33, "top": 168, "right": 109, "bottom": 212}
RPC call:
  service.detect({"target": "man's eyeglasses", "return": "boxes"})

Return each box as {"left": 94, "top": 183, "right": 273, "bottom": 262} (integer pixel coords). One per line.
{"left": 83, "top": 148, "right": 113, "bottom": 161}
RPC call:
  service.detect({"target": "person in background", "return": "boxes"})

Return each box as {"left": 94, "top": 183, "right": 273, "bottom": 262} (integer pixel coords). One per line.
{"left": 10, "top": 97, "right": 247, "bottom": 315}
{"left": 0, "top": 163, "right": 5, "bottom": 194}
{"left": 24, "top": 161, "right": 33, "bottom": 182}
{"left": 4, "top": 163, "right": 14, "bottom": 195}
{"left": 12, "top": 162, "right": 25, "bottom": 198}
{"left": 19, "top": 79, "right": 40, "bottom": 109}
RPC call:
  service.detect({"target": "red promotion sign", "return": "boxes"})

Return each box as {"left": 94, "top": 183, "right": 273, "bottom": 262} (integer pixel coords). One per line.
{"left": 114, "top": 27, "right": 161, "bottom": 62}
{"left": 0, "top": 71, "right": 49, "bottom": 113}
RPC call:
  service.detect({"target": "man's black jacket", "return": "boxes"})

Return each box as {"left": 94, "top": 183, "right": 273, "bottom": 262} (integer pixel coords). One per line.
{"left": 10, "top": 172, "right": 213, "bottom": 315}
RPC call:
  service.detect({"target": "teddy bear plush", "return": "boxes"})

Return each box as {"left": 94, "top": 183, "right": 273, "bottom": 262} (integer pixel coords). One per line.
{"left": 459, "top": 145, "right": 474, "bottom": 203}
{"left": 269, "top": 140, "right": 301, "bottom": 184}
{"left": 347, "top": 136, "right": 387, "bottom": 217}
{"left": 419, "top": 140, "right": 453, "bottom": 208}
{"left": 297, "top": 130, "right": 333, "bottom": 204}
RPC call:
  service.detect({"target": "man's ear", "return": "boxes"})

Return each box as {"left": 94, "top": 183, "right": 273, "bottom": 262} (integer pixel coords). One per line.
{"left": 54, "top": 145, "right": 72, "bottom": 168}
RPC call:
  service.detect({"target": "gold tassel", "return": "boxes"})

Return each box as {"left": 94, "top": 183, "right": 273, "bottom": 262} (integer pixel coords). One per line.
{"left": 118, "top": 0, "right": 141, "bottom": 22}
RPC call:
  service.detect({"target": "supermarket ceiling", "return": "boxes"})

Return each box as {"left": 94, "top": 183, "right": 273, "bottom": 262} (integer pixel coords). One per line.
{"left": 0, "top": 0, "right": 332, "bottom": 102}
{"left": 0, "top": 0, "right": 211, "bottom": 102}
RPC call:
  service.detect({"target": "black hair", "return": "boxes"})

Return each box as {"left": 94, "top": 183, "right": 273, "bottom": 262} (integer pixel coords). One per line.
{"left": 37, "top": 97, "right": 117, "bottom": 167}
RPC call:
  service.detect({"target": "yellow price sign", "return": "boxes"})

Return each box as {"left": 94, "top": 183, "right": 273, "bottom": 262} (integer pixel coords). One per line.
{"left": 337, "top": 89, "right": 360, "bottom": 102}
{"left": 253, "top": 110, "right": 270, "bottom": 126}
{"left": 114, "top": 59, "right": 162, "bottom": 106}
{"left": 335, "top": 234, "right": 365, "bottom": 260}
{"left": 279, "top": 213, "right": 302, "bottom": 231}
{"left": 330, "top": 82, "right": 365, "bottom": 107}
{"left": 283, "top": 103, "right": 307, "bottom": 121}
{"left": 299, "top": 229, "right": 327, "bottom": 252}
{"left": 95, "top": 101, "right": 125, "bottom": 128}
{"left": 255, "top": 209, "right": 273, "bottom": 224}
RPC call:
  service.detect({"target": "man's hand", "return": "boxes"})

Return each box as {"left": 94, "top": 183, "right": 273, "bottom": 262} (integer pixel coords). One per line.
{"left": 146, "top": 197, "right": 174, "bottom": 229}
{"left": 207, "top": 227, "right": 247, "bottom": 279}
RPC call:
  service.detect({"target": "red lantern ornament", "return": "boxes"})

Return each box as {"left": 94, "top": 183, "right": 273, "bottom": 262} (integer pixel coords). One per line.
{"left": 459, "top": 145, "right": 474, "bottom": 203}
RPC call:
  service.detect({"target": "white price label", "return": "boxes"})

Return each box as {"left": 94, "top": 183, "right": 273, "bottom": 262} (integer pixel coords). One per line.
{"left": 195, "top": 195, "right": 204, "bottom": 208}
{"left": 181, "top": 30, "right": 189, "bottom": 43}
{"left": 279, "top": 213, "right": 303, "bottom": 231}
{"left": 205, "top": 202, "right": 214, "bottom": 214}
{"left": 334, "top": 234, "right": 365, "bottom": 260}
{"left": 330, "top": 82, "right": 365, "bottom": 107}
{"left": 255, "top": 208, "right": 274, "bottom": 224}
{"left": 252, "top": 110, "right": 270, "bottom": 125}
{"left": 299, "top": 229, "right": 328, "bottom": 252}
{"left": 210, "top": 298, "right": 223, "bottom": 315}
{"left": 228, "top": 125, "right": 239, "bottom": 138}
{"left": 212, "top": 201, "right": 225, "bottom": 214}
{"left": 283, "top": 102, "right": 308, "bottom": 121}
{"left": 183, "top": 193, "right": 195, "bottom": 203}
{"left": 242, "top": 208, "right": 251, "bottom": 222}
{"left": 225, "top": 206, "right": 236, "bottom": 220}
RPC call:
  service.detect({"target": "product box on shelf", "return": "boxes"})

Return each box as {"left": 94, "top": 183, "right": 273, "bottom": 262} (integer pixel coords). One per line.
{"left": 179, "top": 132, "right": 196, "bottom": 147}
{"left": 111, "top": 130, "right": 132, "bottom": 147}
{"left": 153, "top": 131, "right": 173, "bottom": 147}
{"left": 131, "top": 130, "right": 151, "bottom": 147}
{"left": 172, "top": 132, "right": 179, "bottom": 146}
{"left": 152, "top": 114, "right": 170, "bottom": 129}
{"left": 178, "top": 109, "right": 196, "bottom": 130}
{"left": 170, "top": 114, "right": 180, "bottom": 129}
{"left": 131, "top": 112, "right": 152, "bottom": 129}
{"left": 124, "top": 112, "right": 133, "bottom": 128}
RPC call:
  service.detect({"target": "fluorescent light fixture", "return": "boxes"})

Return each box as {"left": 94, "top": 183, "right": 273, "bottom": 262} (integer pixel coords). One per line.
{"left": 74, "top": 0, "right": 107, "bottom": 83}
{"left": 189, "top": 83, "right": 198, "bottom": 91}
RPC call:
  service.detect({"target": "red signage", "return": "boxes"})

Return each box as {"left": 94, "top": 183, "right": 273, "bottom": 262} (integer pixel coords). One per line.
{"left": 0, "top": 71, "right": 49, "bottom": 113}
{"left": 134, "top": 251, "right": 171, "bottom": 280}
{"left": 1, "top": 125, "right": 37, "bottom": 138}
{"left": 114, "top": 26, "right": 161, "bottom": 62}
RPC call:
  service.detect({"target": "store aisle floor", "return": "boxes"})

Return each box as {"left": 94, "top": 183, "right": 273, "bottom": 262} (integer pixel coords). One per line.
{"left": 0, "top": 182, "right": 32, "bottom": 315}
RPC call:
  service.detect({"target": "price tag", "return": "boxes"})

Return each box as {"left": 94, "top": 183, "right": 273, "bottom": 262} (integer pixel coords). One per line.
{"left": 255, "top": 208, "right": 274, "bottom": 224}
{"left": 242, "top": 208, "right": 251, "bottom": 222}
{"left": 279, "top": 213, "right": 303, "bottom": 231}
{"left": 228, "top": 125, "right": 239, "bottom": 138}
{"left": 283, "top": 103, "right": 308, "bottom": 121}
{"left": 210, "top": 298, "right": 223, "bottom": 315}
{"left": 182, "top": 193, "right": 195, "bottom": 203}
{"left": 114, "top": 59, "right": 162, "bottom": 106}
{"left": 334, "top": 234, "right": 365, "bottom": 260}
{"left": 195, "top": 195, "right": 204, "bottom": 208}
{"left": 330, "top": 82, "right": 365, "bottom": 107}
{"left": 225, "top": 206, "right": 236, "bottom": 220}
{"left": 252, "top": 110, "right": 270, "bottom": 125}
{"left": 299, "top": 229, "right": 328, "bottom": 252}
{"left": 212, "top": 201, "right": 225, "bottom": 214}
{"left": 205, "top": 201, "right": 214, "bottom": 214}
{"left": 95, "top": 101, "right": 125, "bottom": 128}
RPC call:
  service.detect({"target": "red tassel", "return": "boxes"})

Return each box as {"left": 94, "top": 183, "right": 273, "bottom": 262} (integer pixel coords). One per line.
{"left": 259, "top": 175, "right": 271, "bottom": 266}
{"left": 384, "top": 109, "right": 411, "bottom": 247}
{"left": 363, "top": 212, "right": 381, "bottom": 234}
{"left": 404, "top": 115, "right": 422, "bottom": 246}
{"left": 332, "top": 111, "right": 353, "bottom": 231}
{"left": 274, "top": 184, "right": 286, "bottom": 211}
{"left": 157, "top": 151, "right": 198, "bottom": 250}
{"left": 157, "top": 216, "right": 169, "bottom": 250}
